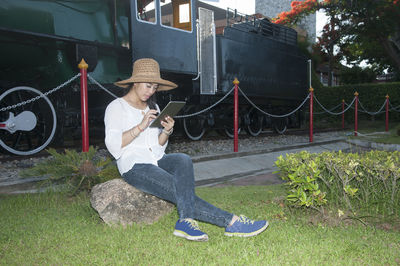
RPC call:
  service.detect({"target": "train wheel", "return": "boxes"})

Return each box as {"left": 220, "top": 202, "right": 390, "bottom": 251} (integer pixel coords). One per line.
{"left": 273, "top": 117, "right": 287, "bottom": 134}
{"left": 245, "top": 108, "right": 263, "bottom": 137}
{"left": 0, "top": 86, "right": 57, "bottom": 155}
{"left": 183, "top": 106, "right": 206, "bottom": 140}
{"left": 222, "top": 110, "right": 241, "bottom": 138}
{"left": 224, "top": 127, "right": 241, "bottom": 138}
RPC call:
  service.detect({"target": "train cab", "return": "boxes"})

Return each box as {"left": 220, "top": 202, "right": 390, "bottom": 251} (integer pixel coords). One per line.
{"left": 132, "top": 0, "right": 198, "bottom": 75}
{"left": 131, "top": 0, "right": 218, "bottom": 99}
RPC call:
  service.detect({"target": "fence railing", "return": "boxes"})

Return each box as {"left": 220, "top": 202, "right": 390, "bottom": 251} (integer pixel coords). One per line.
{"left": 2, "top": 61, "right": 399, "bottom": 154}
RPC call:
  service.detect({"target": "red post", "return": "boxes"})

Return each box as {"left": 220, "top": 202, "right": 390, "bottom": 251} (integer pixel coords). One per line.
{"left": 233, "top": 78, "right": 239, "bottom": 152}
{"left": 354, "top": 92, "right": 358, "bottom": 136}
{"left": 342, "top": 99, "right": 345, "bottom": 129}
{"left": 309, "top": 87, "right": 313, "bottom": 143}
{"left": 78, "top": 59, "right": 89, "bottom": 152}
{"left": 385, "top": 95, "right": 389, "bottom": 132}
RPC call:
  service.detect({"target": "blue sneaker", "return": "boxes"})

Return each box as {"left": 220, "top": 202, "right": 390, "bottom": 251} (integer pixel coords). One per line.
{"left": 225, "top": 215, "right": 269, "bottom": 237}
{"left": 173, "top": 218, "right": 209, "bottom": 241}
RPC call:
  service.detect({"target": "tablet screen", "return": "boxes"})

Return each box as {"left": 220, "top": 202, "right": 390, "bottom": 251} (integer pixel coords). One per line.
{"left": 150, "top": 101, "right": 186, "bottom": 128}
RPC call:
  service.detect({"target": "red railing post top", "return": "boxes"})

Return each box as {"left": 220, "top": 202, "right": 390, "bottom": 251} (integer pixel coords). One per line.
{"left": 78, "top": 58, "right": 89, "bottom": 70}
{"left": 386, "top": 94, "right": 389, "bottom": 99}
{"left": 354, "top": 91, "right": 359, "bottom": 96}
{"left": 233, "top": 77, "right": 240, "bottom": 85}
{"left": 342, "top": 99, "right": 345, "bottom": 102}
{"left": 309, "top": 87, "right": 314, "bottom": 92}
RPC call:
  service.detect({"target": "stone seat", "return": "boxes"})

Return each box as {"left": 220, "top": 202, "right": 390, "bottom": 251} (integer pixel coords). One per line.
{"left": 90, "top": 179, "right": 174, "bottom": 226}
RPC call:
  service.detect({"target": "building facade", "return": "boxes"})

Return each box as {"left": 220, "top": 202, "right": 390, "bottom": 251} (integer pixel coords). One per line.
{"left": 255, "top": 0, "right": 316, "bottom": 43}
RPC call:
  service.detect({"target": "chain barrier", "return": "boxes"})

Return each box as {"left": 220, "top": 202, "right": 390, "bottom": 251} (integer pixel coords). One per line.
{"left": 357, "top": 98, "right": 386, "bottom": 115}
{"left": 0, "top": 73, "right": 81, "bottom": 112}
{"left": 86, "top": 74, "right": 236, "bottom": 119}
{"left": 174, "top": 87, "right": 235, "bottom": 118}
{"left": 238, "top": 87, "right": 310, "bottom": 118}
{"left": 87, "top": 74, "right": 119, "bottom": 99}
{"left": 389, "top": 101, "right": 400, "bottom": 112}
{"left": 353, "top": 131, "right": 389, "bottom": 137}
{"left": 314, "top": 94, "right": 356, "bottom": 115}
{"left": 309, "top": 102, "right": 342, "bottom": 115}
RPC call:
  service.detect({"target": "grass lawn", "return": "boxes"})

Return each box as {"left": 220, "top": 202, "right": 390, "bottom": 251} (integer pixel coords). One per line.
{"left": 307, "top": 117, "right": 400, "bottom": 144}
{"left": 1, "top": 185, "right": 399, "bottom": 265}
{"left": 347, "top": 120, "right": 400, "bottom": 144}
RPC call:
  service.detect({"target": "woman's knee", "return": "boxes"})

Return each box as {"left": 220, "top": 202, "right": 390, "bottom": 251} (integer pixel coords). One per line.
{"left": 174, "top": 153, "right": 192, "bottom": 164}
{"left": 161, "top": 153, "right": 192, "bottom": 167}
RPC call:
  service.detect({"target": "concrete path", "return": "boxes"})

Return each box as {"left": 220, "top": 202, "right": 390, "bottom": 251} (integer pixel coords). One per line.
{"left": 193, "top": 139, "right": 352, "bottom": 187}
{"left": 2, "top": 137, "right": 397, "bottom": 194}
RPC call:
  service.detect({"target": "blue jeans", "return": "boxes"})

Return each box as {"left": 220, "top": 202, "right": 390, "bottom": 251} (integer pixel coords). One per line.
{"left": 122, "top": 153, "right": 233, "bottom": 227}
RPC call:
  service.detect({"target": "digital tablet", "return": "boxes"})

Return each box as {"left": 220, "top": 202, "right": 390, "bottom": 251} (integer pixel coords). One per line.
{"left": 150, "top": 101, "right": 186, "bottom": 128}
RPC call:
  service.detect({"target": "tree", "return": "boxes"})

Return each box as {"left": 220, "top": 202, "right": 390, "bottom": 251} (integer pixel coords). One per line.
{"left": 339, "top": 65, "right": 377, "bottom": 84}
{"left": 273, "top": 0, "right": 400, "bottom": 80}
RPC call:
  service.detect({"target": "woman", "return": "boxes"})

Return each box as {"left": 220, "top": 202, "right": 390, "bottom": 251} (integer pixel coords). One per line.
{"left": 104, "top": 58, "right": 268, "bottom": 241}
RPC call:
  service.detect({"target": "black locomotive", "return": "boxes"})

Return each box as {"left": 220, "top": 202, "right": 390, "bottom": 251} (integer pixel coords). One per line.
{"left": 0, "top": 0, "right": 308, "bottom": 155}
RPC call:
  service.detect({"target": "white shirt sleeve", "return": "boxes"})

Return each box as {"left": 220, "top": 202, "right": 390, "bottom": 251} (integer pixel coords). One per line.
{"left": 104, "top": 99, "right": 169, "bottom": 175}
{"left": 104, "top": 100, "right": 124, "bottom": 159}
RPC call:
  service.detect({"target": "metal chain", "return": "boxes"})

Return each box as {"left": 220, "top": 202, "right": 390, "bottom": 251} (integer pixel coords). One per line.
{"left": 174, "top": 87, "right": 235, "bottom": 118}
{"left": 357, "top": 98, "right": 386, "bottom": 115}
{"left": 310, "top": 102, "right": 342, "bottom": 115}
{"left": 0, "top": 73, "right": 81, "bottom": 112}
{"left": 314, "top": 94, "right": 356, "bottom": 115}
{"left": 353, "top": 131, "right": 389, "bottom": 137}
{"left": 389, "top": 100, "right": 400, "bottom": 112}
{"left": 87, "top": 74, "right": 118, "bottom": 99}
{"left": 238, "top": 87, "right": 310, "bottom": 118}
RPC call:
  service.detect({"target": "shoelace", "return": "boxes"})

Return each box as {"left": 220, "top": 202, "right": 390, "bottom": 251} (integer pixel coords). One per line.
{"left": 182, "top": 218, "right": 201, "bottom": 230}
{"left": 238, "top": 215, "right": 255, "bottom": 225}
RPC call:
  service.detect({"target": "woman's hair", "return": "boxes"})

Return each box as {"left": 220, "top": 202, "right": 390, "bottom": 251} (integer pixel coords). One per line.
{"left": 124, "top": 83, "right": 157, "bottom": 109}
{"left": 147, "top": 94, "right": 157, "bottom": 110}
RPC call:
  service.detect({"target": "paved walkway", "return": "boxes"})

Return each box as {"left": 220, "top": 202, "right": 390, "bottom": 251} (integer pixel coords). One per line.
{"left": 1, "top": 137, "right": 398, "bottom": 194}
{"left": 193, "top": 139, "right": 351, "bottom": 187}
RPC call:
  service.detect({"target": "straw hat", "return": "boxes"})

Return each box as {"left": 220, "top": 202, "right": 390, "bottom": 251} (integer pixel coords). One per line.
{"left": 114, "top": 58, "right": 177, "bottom": 91}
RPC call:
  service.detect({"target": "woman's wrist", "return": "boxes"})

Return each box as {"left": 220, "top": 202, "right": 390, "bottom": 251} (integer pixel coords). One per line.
{"left": 130, "top": 128, "right": 138, "bottom": 138}
{"left": 162, "top": 127, "right": 173, "bottom": 136}
{"left": 130, "top": 125, "right": 143, "bottom": 138}
{"left": 137, "top": 124, "right": 144, "bottom": 132}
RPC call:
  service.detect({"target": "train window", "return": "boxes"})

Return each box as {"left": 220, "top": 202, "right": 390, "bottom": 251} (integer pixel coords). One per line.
{"left": 161, "top": 0, "right": 192, "bottom": 31}
{"left": 136, "top": 0, "right": 156, "bottom": 23}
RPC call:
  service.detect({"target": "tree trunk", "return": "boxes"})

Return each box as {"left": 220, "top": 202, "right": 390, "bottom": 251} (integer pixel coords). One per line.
{"left": 328, "top": 45, "right": 334, "bottom": 87}
{"left": 381, "top": 36, "right": 400, "bottom": 72}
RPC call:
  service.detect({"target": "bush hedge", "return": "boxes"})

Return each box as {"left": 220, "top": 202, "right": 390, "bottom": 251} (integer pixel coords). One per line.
{"left": 311, "top": 82, "right": 400, "bottom": 121}
{"left": 275, "top": 150, "right": 400, "bottom": 216}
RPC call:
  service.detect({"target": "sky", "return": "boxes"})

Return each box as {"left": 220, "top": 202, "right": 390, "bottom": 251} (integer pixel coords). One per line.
{"left": 200, "top": 0, "right": 329, "bottom": 38}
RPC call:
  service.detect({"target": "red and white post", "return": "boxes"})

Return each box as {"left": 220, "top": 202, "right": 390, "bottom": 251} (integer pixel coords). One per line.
{"left": 354, "top": 92, "right": 358, "bottom": 136}
{"left": 309, "top": 87, "right": 314, "bottom": 143}
{"left": 342, "top": 99, "right": 345, "bottom": 129}
{"left": 385, "top": 94, "right": 389, "bottom": 132}
{"left": 78, "top": 59, "right": 89, "bottom": 152}
{"left": 233, "top": 78, "right": 239, "bottom": 152}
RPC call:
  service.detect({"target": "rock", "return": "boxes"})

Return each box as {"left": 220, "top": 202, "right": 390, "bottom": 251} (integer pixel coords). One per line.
{"left": 90, "top": 178, "right": 174, "bottom": 226}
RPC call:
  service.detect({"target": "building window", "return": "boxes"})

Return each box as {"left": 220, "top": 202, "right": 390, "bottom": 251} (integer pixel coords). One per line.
{"left": 136, "top": 0, "right": 156, "bottom": 23}
{"left": 161, "top": 0, "right": 192, "bottom": 31}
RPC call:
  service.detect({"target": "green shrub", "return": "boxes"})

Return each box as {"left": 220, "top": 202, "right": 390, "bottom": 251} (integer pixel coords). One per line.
{"left": 275, "top": 150, "right": 400, "bottom": 216}
{"left": 21, "top": 146, "right": 119, "bottom": 195}
{"left": 312, "top": 82, "right": 400, "bottom": 122}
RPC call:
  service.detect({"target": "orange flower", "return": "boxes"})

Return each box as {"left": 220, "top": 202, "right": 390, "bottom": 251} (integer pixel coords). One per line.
{"left": 291, "top": 1, "right": 303, "bottom": 8}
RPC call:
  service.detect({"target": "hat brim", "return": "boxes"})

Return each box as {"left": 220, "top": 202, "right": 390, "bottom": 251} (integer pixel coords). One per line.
{"left": 114, "top": 76, "right": 178, "bottom": 91}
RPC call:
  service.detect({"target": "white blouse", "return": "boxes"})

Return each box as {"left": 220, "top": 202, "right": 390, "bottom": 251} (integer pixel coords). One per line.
{"left": 104, "top": 98, "right": 167, "bottom": 175}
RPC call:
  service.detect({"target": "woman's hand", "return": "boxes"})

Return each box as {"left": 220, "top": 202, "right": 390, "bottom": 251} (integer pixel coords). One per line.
{"left": 139, "top": 109, "right": 158, "bottom": 129}
{"left": 159, "top": 115, "right": 174, "bottom": 145}
{"left": 161, "top": 115, "right": 175, "bottom": 131}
